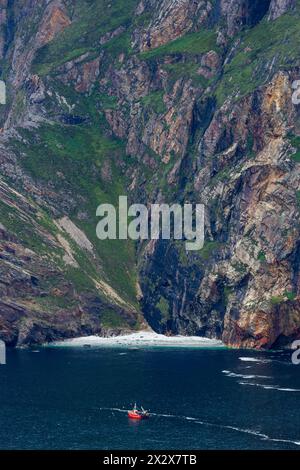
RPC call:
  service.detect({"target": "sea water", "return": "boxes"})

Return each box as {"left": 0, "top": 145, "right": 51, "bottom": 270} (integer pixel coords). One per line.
{"left": 0, "top": 344, "right": 300, "bottom": 449}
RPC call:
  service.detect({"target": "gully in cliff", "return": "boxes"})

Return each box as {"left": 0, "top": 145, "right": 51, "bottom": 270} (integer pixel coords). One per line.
{"left": 96, "top": 196, "right": 205, "bottom": 251}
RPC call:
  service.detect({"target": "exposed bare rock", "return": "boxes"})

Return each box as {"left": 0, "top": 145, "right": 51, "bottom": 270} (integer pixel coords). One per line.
{"left": 197, "top": 50, "right": 221, "bottom": 79}
{"left": 220, "top": 0, "right": 272, "bottom": 36}
{"left": 135, "top": 0, "right": 213, "bottom": 51}
{"left": 56, "top": 217, "right": 94, "bottom": 254}
{"left": 268, "top": 0, "right": 295, "bottom": 20}
{"left": 36, "top": 3, "right": 71, "bottom": 46}
{"left": 109, "top": 56, "right": 155, "bottom": 101}
{"left": 105, "top": 108, "right": 129, "bottom": 140}
{"left": 201, "top": 72, "right": 293, "bottom": 161}
{"left": 57, "top": 55, "right": 101, "bottom": 93}
{"left": 142, "top": 80, "right": 197, "bottom": 163}
{"left": 10, "top": 1, "right": 70, "bottom": 87}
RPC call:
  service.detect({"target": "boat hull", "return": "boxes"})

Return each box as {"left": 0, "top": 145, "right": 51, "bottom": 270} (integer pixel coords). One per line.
{"left": 128, "top": 411, "right": 149, "bottom": 420}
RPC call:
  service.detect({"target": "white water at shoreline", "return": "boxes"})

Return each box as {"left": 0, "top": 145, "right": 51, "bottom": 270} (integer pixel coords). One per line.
{"left": 49, "top": 331, "right": 224, "bottom": 349}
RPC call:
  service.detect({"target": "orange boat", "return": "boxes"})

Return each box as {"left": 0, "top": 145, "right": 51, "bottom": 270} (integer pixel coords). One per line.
{"left": 128, "top": 404, "right": 149, "bottom": 420}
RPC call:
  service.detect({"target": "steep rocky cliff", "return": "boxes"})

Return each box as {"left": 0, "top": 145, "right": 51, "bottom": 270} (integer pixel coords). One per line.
{"left": 0, "top": 0, "right": 300, "bottom": 348}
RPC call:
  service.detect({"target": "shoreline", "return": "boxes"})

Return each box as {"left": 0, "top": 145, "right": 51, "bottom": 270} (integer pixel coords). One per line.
{"left": 47, "top": 331, "right": 225, "bottom": 349}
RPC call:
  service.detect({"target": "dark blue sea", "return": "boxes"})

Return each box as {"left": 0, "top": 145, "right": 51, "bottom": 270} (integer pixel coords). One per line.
{"left": 0, "top": 346, "right": 300, "bottom": 450}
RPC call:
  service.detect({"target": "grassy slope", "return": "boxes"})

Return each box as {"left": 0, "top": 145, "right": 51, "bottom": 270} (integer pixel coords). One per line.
{"left": 12, "top": 112, "right": 138, "bottom": 307}
{"left": 139, "top": 30, "right": 218, "bottom": 60}
{"left": 216, "top": 5, "right": 300, "bottom": 104}
{"left": 2, "top": 1, "right": 144, "bottom": 325}
{"left": 32, "top": 0, "right": 139, "bottom": 75}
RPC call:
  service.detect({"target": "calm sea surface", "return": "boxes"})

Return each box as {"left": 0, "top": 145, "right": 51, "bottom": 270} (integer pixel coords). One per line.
{"left": 0, "top": 346, "right": 300, "bottom": 450}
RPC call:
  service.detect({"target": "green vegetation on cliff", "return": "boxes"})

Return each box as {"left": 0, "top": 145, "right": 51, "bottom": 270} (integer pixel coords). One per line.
{"left": 216, "top": 9, "right": 300, "bottom": 105}
{"left": 33, "top": 0, "right": 139, "bottom": 75}
{"left": 11, "top": 101, "right": 138, "bottom": 308}
{"left": 140, "top": 30, "right": 218, "bottom": 61}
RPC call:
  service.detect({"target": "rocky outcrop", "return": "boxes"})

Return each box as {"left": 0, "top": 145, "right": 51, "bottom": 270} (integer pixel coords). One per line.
{"left": 4, "top": 0, "right": 71, "bottom": 129}
{"left": 57, "top": 54, "right": 101, "bottom": 93}
{"left": 220, "top": 0, "right": 272, "bottom": 36}
{"left": 135, "top": 0, "right": 213, "bottom": 51}
{"left": 37, "top": 3, "right": 71, "bottom": 46}
{"left": 268, "top": 0, "right": 295, "bottom": 20}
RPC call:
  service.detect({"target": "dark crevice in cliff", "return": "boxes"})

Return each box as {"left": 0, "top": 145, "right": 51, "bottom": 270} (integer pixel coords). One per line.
{"left": 290, "top": 239, "right": 300, "bottom": 293}
{"left": 4, "top": 0, "right": 15, "bottom": 57}
{"left": 272, "top": 328, "right": 300, "bottom": 349}
{"left": 246, "top": 0, "right": 272, "bottom": 27}
{"left": 179, "top": 96, "right": 216, "bottom": 194}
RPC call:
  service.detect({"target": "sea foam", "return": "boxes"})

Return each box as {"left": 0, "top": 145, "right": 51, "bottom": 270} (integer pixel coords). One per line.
{"left": 50, "top": 331, "right": 224, "bottom": 349}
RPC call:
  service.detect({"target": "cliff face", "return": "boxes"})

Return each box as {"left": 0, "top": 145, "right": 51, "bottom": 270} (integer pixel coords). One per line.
{"left": 0, "top": 0, "right": 300, "bottom": 348}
